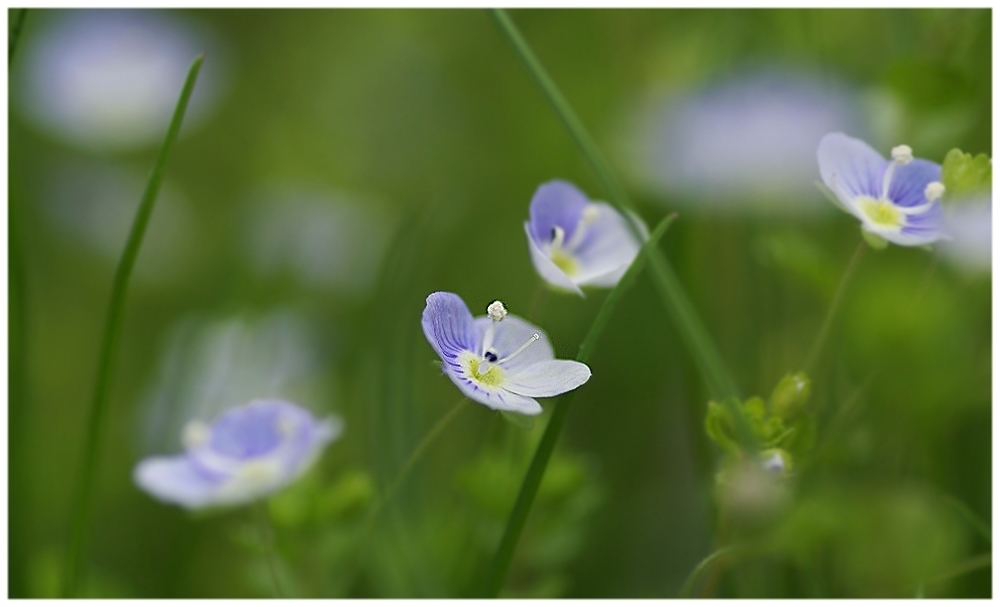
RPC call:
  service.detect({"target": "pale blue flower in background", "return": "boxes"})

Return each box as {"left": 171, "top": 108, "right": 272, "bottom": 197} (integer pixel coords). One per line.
{"left": 135, "top": 400, "right": 340, "bottom": 509}
{"left": 817, "top": 132, "right": 949, "bottom": 247}
{"left": 421, "top": 292, "right": 591, "bottom": 416}
{"left": 941, "top": 195, "right": 992, "bottom": 275}
{"left": 524, "top": 180, "right": 647, "bottom": 296}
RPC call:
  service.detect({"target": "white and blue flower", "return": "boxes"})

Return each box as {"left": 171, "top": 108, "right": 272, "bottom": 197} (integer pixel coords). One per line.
{"left": 134, "top": 400, "right": 340, "bottom": 509}
{"left": 421, "top": 292, "right": 591, "bottom": 416}
{"left": 817, "top": 132, "right": 949, "bottom": 247}
{"left": 525, "top": 180, "right": 647, "bottom": 296}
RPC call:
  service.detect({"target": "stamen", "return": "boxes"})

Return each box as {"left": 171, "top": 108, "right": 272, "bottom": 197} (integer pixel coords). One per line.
{"left": 487, "top": 300, "right": 507, "bottom": 322}
{"left": 496, "top": 333, "right": 540, "bottom": 365}
{"left": 551, "top": 225, "right": 566, "bottom": 249}
{"left": 924, "top": 181, "right": 945, "bottom": 203}
{"left": 882, "top": 143, "right": 914, "bottom": 199}
{"left": 182, "top": 420, "right": 211, "bottom": 450}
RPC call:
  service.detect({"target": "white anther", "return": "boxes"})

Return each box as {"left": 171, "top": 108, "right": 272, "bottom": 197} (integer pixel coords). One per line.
{"left": 924, "top": 181, "right": 945, "bottom": 202}
{"left": 551, "top": 225, "right": 566, "bottom": 249}
{"left": 891, "top": 144, "right": 913, "bottom": 165}
{"left": 182, "top": 420, "right": 211, "bottom": 450}
{"left": 487, "top": 300, "right": 507, "bottom": 322}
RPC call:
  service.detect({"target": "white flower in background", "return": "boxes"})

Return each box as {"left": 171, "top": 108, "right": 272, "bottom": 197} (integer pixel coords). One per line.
{"left": 621, "top": 69, "right": 867, "bottom": 214}
{"left": 817, "top": 133, "right": 948, "bottom": 247}
{"left": 524, "top": 180, "right": 647, "bottom": 296}
{"left": 244, "top": 186, "right": 393, "bottom": 298}
{"left": 940, "top": 195, "right": 991, "bottom": 275}
{"left": 421, "top": 292, "right": 591, "bottom": 416}
{"left": 14, "top": 9, "right": 227, "bottom": 151}
{"left": 135, "top": 400, "right": 340, "bottom": 509}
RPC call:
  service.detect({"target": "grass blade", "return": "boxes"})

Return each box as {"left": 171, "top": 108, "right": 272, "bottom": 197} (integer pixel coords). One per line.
{"left": 479, "top": 214, "right": 675, "bottom": 597}
{"left": 62, "top": 54, "right": 205, "bottom": 597}
{"left": 488, "top": 8, "right": 739, "bottom": 402}
{"left": 8, "top": 8, "right": 28, "bottom": 66}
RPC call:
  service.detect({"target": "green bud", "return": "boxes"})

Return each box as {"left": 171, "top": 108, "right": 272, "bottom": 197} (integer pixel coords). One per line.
{"left": 861, "top": 228, "right": 888, "bottom": 250}
{"left": 705, "top": 401, "right": 739, "bottom": 454}
{"left": 941, "top": 148, "right": 991, "bottom": 198}
{"left": 770, "top": 372, "right": 811, "bottom": 419}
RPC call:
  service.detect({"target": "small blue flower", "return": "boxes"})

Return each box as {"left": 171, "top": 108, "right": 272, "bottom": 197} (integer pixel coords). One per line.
{"left": 421, "top": 292, "right": 591, "bottom": 416}
{"left": 525, "top": 180, "right": 647, "bottom": 296}
{"left": 134, "top": 400, "right": 340, "bottom": 509}
{"left": 817, "top": 133, "right": 949, "bottom": 246}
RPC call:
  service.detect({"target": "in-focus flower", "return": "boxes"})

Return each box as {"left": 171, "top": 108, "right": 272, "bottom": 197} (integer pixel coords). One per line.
{"left": 421, "top": 292, "right": 591, "bottom": 415}
{"left": 817, "top": 132, "right": 949, "bottom": 247}
{"left": 525, "top": 180, "right": 647, "bottom": 296}
{"left": 135, "top": 400, "right": 340, "bottom": 509}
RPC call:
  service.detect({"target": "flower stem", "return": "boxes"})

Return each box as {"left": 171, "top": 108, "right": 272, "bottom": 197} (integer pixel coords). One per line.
{"left": 479, "top": 214, "right": 675, "bottom": 598}
{"left": 8, "top": 8, "right": 28, "bottom": 66}
{"left": 803, "top": 239, "right": 865, "bottom": 374}
{"left": 254, "top": 502, "right": 286, "bottom": 598}
{"left": 679, "top": 545, "right": 740, "bottom": 598}
{"left": 61, "top": 55, "right": 204, "bottom": 598}
{"left": 488, "top": 8, "right": 740, "bottom": 403}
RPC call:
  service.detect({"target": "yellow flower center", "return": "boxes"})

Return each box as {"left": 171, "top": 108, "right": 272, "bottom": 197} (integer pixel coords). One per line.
{"left": 550, "top": 249, "right": 578, "bottom": 276}
{"left": 462, "top": 352, "right": 505, "bottom": 387}
{"left": 858, "top": 196, "right": 903, "bottom": 229}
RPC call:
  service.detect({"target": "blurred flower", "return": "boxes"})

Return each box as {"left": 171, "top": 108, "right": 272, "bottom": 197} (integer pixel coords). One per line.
{"left": 818, "top": 133, "right": 948, "bottom": 247}
{"left": 940, "top": 195, "right": 991, "bottom": 275}
{"left": 421, "top": 292, "right": 591, "bottom": 416}
{"left": 135, "top": 399, "right": 340, "bottom": 509}
{"left": 525, "top": 181, "right": 646, "bottom": 296}
{"left": 621, "top": 69, "right": 867, "bottom": 213}
{"left": 41, "top": 159, "right": 201, "bottom": 285}
{"left": 244, "top": 186, "right": 394, "bottom": 298}
{"left": 13, "top": 9, "right": 227, "bottom": 151}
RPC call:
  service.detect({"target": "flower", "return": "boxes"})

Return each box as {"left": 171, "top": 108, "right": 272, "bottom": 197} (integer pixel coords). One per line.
{"left": 940, "top": 194, "right": 991, "bottom": 275}
{"left": 524, "top": 180, "right": 647, "bottom": 296}
{"left": 421, "top": 292, "right": 591, "bottom": 415}
{"left": 134, "top": 400, "right": 340, "bottom": 509}
{"left": 817, "top": 133, "right": 949, "bottom": 246}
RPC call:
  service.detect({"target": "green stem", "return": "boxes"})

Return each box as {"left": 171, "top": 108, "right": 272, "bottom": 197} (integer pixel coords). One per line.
{"left": 479, "top": 214, "right": 675, "bottom": 598}
{"left": 489, "top": 8, "right": 739, "bottom": 403}
{"left": 942, "top": 495, "right": 991, "bottom": 544}
{"left": 61, "top": 55, "right": 204, "bottom": 598}
{"left": 9, "top": 8, "right": 28, "bottom": 66}
{"left": 679, "top": 545, "right": 739, "bottom": 598}
{"left": 921, "top": 552, "right": 991, "bottom": 589}
{"left": 255, "top": 502, "right": 286, "bottom": 598}
{"left": 803, "top": 240, "right": 865, "bottom": 373}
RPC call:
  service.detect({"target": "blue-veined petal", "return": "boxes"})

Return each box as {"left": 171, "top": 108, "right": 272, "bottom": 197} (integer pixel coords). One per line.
{"left": 524, "top": 222, "right": 585, "bottom": 296}
{"left": 441, "top": 366, "right": 543, "bottom": 415}
{"left": 473, "top": 314, "right": 554, "bottom": 374}
{"left": 817, "top": 132, "right": 886, "bottom": 201}
{"left": 421, "top": 291, "right": 479, "bottom": 361}
{"left": 573, "top": 205, "right": 647, "bottom": 287}
{"left": 888, "top": 159, "right": 941, "bottom": 208}
{"left": 134, "top": 456, "right": 223, "bottom": 509}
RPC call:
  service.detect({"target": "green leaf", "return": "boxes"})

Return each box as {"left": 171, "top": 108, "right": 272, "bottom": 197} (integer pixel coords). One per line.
{"left": 705, "top": 401, "right": 739, "bottom": 454}
{"left": 770, "top": 372, "right": 811, "bottom": 420}
{"left": 941, "top": 148, "right": 992, "bottom": 198}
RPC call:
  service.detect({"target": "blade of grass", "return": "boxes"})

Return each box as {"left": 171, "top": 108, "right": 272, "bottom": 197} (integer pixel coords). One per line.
{"left": 62, "top": 54, "right": 205, "bottom": 598}
{"left": 9, "top": 8, "right": 28, "bottom": 65}
{"left": 488, "top": 8, "right": 740, "bottom": 403}
{"left": 479, "top": 214, "right": 675, "bottom": 597}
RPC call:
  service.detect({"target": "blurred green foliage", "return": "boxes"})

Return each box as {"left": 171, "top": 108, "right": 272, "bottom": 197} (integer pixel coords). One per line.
{"left": 8, "top": 8, "right": 990, "bottom": 598}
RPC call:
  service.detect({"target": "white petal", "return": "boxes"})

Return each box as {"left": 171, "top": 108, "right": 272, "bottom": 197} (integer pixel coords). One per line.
{"left": 134, "top": 456, "right": 223, "bottom": 509}
{"left": 504, "top": 359, "right": 592, "bottom": 398}
{"left": 524, "top": 222, "right": 585, "bottom": 296}
{"left": 473, "top": 314, "right": 554, "bottom": 374}
{"left": 573, "top": 205, "right": 646, "bottom": 286}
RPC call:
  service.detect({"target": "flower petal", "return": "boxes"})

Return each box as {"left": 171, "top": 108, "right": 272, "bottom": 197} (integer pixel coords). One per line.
{"left": 573, "top": 205, "right": 647, "bottom": 286}
{"left": 421, "top": 291, "right": 478, "bottom": 361}
{"left": 441, "top": 369, "right": 543, "bottom": 415}
{"left": 894, "top": 202, "right": 948, "bottom": 246}
{"left": 888, "top": 158, "right": 941, "bottom": 208}
{"left": 504, "top": 359, "right": 592, "bottom": 398}
{"left": 528, "top": 180, "right": 589, "bottom": 245}
{"left": 817, "top": 132, "right": 887, "bottom": 202}
{"left": 134, "top": 456, "right": 223, "bottom": 509}
{"left": 524, "top": 222, "right": 585, "bottom": 296}
{"left": 473, "top": 314, "right": 554, "bottom": 374}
